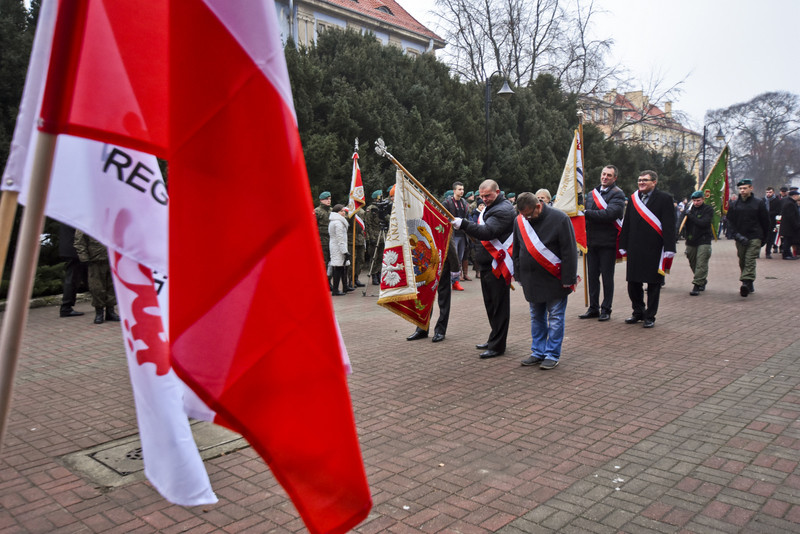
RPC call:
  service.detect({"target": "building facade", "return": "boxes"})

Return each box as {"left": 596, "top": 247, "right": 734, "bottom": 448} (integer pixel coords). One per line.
{"left": 580, "top": 90, "right": 703, "bottom": 176}
{"left": 274, "top": 0, "right": 445, "bottom": 55}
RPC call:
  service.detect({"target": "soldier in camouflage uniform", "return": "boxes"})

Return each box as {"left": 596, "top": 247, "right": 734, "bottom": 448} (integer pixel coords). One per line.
{"left": 73, "top": 230, "right": 120, "bottom": 324}
{"left": 365, "top": 190, "right": 386, "bottom": 286}
{"left": 314, "top": 191, "right": 332, "bottom": 265}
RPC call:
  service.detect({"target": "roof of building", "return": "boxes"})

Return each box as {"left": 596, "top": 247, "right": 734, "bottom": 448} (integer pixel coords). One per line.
{"left": 609, "top": 93, "right": 698, "bottom": 136}
{"left": 323, "top": 0, "right": 443, "bottom": 45}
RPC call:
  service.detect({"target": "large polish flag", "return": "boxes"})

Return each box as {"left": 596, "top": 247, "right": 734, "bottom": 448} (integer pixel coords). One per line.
{"left": 34, "top": 1, "right": 372, "bottom": 532}
{"left": 3, "top": 1, "right": 215, "bottom": 506}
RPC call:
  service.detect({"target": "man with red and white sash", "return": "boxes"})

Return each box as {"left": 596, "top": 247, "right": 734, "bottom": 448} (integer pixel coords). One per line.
{"left": 579, "top": 164, "right": 626, "bottom": 322}
{"left": 452, "top": 179, "right": 516, "bottom": 359}
{"left": 618, "top": 170, "right": 676, "bottom": 328}
{"left": 512, "top": 193, "right": 577, "bottom": 370}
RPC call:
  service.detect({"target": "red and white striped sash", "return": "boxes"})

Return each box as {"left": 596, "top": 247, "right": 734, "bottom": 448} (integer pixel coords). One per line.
{"left": 592, "top": 188, "right": 625, "bottom": 260}
{"left": 630, "top": 192, "right": 673, "bottom": 275}
{"left": 478, "top": 209, "right": 514, "bottom": 284}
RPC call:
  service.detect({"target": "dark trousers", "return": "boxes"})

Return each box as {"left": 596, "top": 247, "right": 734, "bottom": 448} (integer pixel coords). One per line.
{"left": 587, "top": 247, "right": 617, "bottom": 313}
{"left": 627, "top": 281, "right": 661, "bottom": 321}
{"left": 480, "top": 269, "right": 510, "bottom": 352}
{"left": 416, "top": 273, "right": 452, "bottom": 336}
{"left": 60, "top": 257, "right": 87, "bottom": 314}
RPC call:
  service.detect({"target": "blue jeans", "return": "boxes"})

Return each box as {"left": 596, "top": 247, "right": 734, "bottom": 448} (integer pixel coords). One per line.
{"left": 529, "top": 297, "right": 568, "bottom": 362}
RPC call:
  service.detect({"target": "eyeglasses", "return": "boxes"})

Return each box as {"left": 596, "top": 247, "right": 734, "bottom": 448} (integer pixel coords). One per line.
{"left": 637, "top": 179, "right": 652, "bottom": 183}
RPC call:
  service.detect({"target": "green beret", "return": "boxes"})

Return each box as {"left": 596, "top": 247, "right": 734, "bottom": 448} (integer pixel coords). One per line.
{"left": 466, "top": 191, "right": 475, "bottom": 198}
{"left": 371, "top": 190, "right": 382, "bottom": 199}
{"left": 319, "top": 191, "right": 331, "bottom": 200}
{"left": 507, "top": 192, "right": 516, "bottom": 198}
{"left": 690, "top": 190, "right": 704, "bottom": 199}
{"left": 737, "top": 179, "right": 752, "bottom": 187}
{"left": 444, "top": 190, "right": 454, "bottom": 198}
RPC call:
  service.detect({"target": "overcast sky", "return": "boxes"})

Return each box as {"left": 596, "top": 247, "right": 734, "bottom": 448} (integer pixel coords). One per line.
{"left": 398, "top": 0, "right": 800, "bottom": 131}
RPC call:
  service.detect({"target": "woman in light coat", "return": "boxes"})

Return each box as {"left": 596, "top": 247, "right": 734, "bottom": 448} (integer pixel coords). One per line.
{"left": 328, "top": 204, "right": 350, "bottom": 295}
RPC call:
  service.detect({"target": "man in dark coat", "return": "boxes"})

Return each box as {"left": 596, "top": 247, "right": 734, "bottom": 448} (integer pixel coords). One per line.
{"left": 727, "top": 178, "right": 770, "bottom": 295}
{"left": 452, "top": 179, "right": 516, "bottom": 359}
{"left": 779, "top": 189, "right": 800, "bottom": 259}
{"left": 513, "top": 193, "right": 577, "bottom": 370}
{"left": 683, "top": 190, "right": 715, "bottom": 295}
{"left": 579, "top": 164, "right": 625, "bottom": 321}
{"left": 618, "top": 170, "right": 676, "bottom": 328}
{"left": 406, "top": 233, "right": 460, "bottom": 343}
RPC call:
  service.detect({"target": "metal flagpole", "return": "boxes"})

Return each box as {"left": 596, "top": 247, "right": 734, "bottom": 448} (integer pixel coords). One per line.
{"left": 0, "top": 132, "right": 57, "bottom": 450}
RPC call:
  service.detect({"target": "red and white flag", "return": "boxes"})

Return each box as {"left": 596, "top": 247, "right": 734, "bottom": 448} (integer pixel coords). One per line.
{"left": 28, "top": 1, "right": 372, "bottom": 532}
{"left": 378, "top": 169, "right": 452, "bottom": 329}
{"left": 553, "top": 129, "right": 587, "bottom": 253}
{"left": 3, "top": 0, "right": 215, "bottom": 506}
{"left": 346, "top": 152, "right": 365, "bottom": 217}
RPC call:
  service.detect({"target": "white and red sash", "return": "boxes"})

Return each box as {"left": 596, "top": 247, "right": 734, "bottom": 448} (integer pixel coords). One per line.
{"left": 592, "top": 188, "right": 625, "bottom": 260}
{"left": 478, "top": 209, "right": 514, "bottom": 285}
{"left": 630, "top": 192, "right": 673, "bottom": 275}
{"left": 516, "top": 215, "right": 577, "bottom": 291}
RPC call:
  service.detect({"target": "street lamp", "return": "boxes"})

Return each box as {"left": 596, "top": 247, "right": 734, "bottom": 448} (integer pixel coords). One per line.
{"left": 484, "top": 71, "right": 514, "bottom": 176}
{"left": 700, "top": 123, "right": 725, "bottom": 188}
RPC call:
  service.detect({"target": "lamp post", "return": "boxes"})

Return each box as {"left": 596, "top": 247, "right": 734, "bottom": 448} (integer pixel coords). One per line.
{"left": 484, "top": 71, "right": 514, "bottom": 176}
{"left": 699, "top": 123, "right": 725, "bottom": 188}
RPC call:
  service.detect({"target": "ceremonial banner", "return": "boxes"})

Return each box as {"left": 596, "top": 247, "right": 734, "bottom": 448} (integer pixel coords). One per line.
{"left": 698, "top": 145, "right": 730, "bottom": 239}
{"left": 3, "top": 0, "right": 214, "bottom": 506}
{"left": 13, "top": 1, "right": 372, "bottom": 532}
{"left": 346, "top": 151, "right": 365, "bottom": 217}
{"left": 552, "top": 129, "right": 587, "bottom": 252}
{"left": 378, "top": 169, "right": 452, "bottom": 329}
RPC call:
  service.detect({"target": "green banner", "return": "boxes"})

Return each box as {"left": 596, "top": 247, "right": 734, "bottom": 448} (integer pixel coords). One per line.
{"left": 698, "top": 145, "right": 729, "bottom": 239}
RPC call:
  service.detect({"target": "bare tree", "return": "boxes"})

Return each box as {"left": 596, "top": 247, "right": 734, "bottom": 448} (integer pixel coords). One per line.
{"left": 434, "top": 0, "right": 618, "bottom": 94}
{"left": 708, "top": 91, "right": 800, "bottom": 186}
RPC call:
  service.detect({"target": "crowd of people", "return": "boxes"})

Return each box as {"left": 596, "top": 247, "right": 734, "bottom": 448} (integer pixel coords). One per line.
{"left": 314, "top": 170, "right": 800, "bottom": 370}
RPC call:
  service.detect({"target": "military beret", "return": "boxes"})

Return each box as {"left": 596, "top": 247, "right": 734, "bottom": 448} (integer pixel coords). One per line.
{"left": 737, "top": 179, "right": 752, "bottom": 187}
{"left": 690, "top": 190, "right": 704, "bottom": 199}
{"left": 444, "top": 190, "right": 454, "bottom": 198}
{"left": 466, "top": 191, "right": 475, "bottom": 197}
{"left": 371, "top": 190, "right": 382, "bottom": 199}
{"left": 507, "top": 192, "right": 516, "bottom": 198}
{"left": 319, "top": 191, "right": 331, "bottom": 200}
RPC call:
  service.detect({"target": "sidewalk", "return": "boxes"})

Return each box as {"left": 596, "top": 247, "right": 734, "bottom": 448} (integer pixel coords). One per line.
{"left": 1, "top": 239, "right": 799, "bottom": 533}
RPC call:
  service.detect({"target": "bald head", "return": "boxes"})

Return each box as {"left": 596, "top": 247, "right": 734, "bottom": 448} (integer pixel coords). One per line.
{"left": 478, "top": 180, "right": 501, "bottom": 207}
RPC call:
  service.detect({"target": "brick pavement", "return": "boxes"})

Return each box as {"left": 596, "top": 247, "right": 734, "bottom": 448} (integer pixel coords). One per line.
{"left": 0, "top": 239, "right": 799, "bottom": 533}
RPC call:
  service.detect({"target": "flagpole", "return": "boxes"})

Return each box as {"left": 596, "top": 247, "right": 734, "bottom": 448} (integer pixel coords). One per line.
{"left": 577, "top": 111, "right": 588, "bottom": 308}
{"left": 0, "top": 132, "right": 57, "bottom": 450}
{"left": 0, "top": 191, "right": 20, "bottom": 282}
{"left": 374, "top": 139, "right": 454, "bottom": 220}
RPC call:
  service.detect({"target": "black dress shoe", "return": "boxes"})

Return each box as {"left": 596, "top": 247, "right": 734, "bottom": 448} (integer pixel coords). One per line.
{"left": 579, "top": 310, "right": 600, "bottom": 319}
{"left": 406, "top": 330, "right": 428, "bottom": 341}
{"left": 624, "top": 316, "right": 642, "bottom": 324}
{"left": 598, "top": 312, "right": 611, "bottom": 322}
{"left": 643, "top": 319, "right": 655, "bottom": 328}
{"left": 475, "top": 343, "right": 489, "bottom": 350}
{"left": 60, "top": 309, "right": 84, "bottom": 318}
{"left": 354, "top": 279, "right": 365, "bottom": 287}
{"left": 431, "top": 333, "right": 445, "bottom": 343}
{"left": 479, "top": 350, "right": 504, "bottom": 359}
{"left": 331, "top": 290, "right": 345, "bottom": 296}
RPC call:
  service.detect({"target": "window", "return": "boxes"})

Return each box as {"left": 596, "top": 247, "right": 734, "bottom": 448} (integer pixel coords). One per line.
{"left": 376, "top": 5, "right": 393, "bottom": 15}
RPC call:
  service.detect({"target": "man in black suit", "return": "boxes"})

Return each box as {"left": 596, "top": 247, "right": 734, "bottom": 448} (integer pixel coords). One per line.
{"left": 618, "top": 170, "right": 676, "bottom": 328}
{"left": 452, "top": 179, "right": 516, "bottom": 359}
{"left": 579, "top": 165, "right": 626, "bottom": 322}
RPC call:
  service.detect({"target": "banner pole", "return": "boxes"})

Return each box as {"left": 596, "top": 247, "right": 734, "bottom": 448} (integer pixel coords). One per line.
{"left": 0, "top": 132, "right": 57, "bottom": 451}
{"left": 0, "top": 191, "right": 20, "bottom": 283}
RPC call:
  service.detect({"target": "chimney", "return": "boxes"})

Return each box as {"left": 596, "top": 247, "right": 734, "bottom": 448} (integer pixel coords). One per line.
{"left": 665, "top": 102, "right": 672, "bottom": 118}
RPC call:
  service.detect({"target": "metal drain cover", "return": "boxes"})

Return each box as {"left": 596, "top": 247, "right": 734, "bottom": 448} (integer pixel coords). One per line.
{"left": 61, "top": 420, "right": 247, "bottom": 487}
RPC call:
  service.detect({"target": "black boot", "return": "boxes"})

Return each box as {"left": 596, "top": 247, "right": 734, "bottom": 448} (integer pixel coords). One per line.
{"left": 372, "top": 273, "right": 381, "bottom": 286}
{"left": 94, "top": 307, "right": 105, "bottom": 324}
{"left": 331, "top": 267, "right": 344, "bottom": 296}
{"left": 106, "top": 308, "right": 121, "bottom": 321}
{"left": 354, "top": 277, "right": 365, "bottom": 287}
